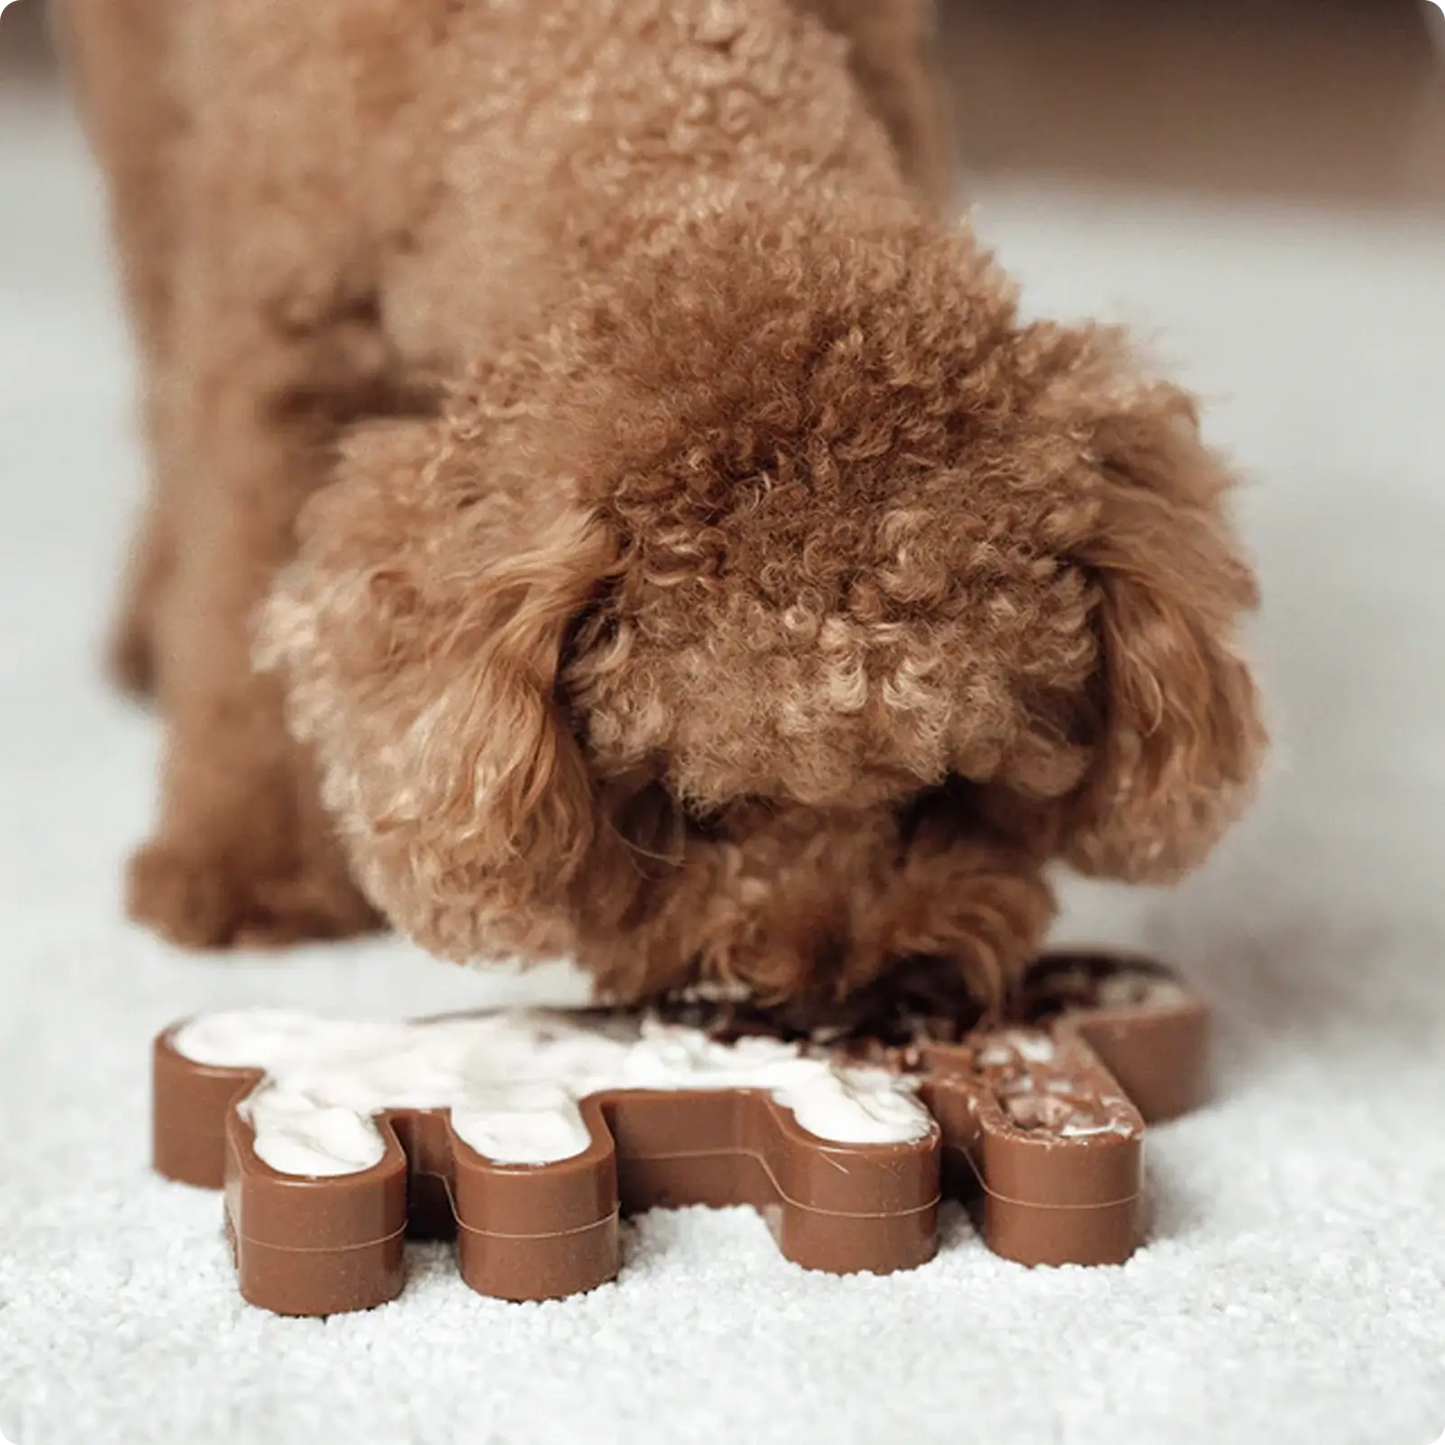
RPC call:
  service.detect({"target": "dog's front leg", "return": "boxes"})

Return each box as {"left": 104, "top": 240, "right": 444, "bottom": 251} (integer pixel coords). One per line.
{"left": 124, "top": 246, "right": 382, "bottom": 949}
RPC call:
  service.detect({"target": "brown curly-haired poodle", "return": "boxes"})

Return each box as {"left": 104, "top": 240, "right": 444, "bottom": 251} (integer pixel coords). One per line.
{"left": 64, "top": 0, "right": 1264, "bottom": 1019}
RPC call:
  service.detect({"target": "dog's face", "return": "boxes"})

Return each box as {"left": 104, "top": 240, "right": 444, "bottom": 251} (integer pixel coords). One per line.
{"left": 555, "top": 228, "right": 1262, "bottom": 880}
{"left": 266, "top": 224, "right": 1264, "bottom": 1005}
{"left": 564, "top": 430, "right": 1103, "bottom": 820}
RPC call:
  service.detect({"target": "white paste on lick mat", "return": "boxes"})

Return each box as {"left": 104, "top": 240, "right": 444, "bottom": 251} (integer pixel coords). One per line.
{"left": 173, "top": 1009, "right": 933, "bottom": 1178}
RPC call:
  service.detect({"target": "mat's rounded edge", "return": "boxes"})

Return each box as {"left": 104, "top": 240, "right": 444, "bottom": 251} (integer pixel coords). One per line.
{"left": 1033, "top": 950, "right": 1212, "bottom": 1124}
{"left": 152, "top": 1024, "right": 262, "bottom": 1189}
{"left": 223, "top": 1106, "right": 409, "bottom": 1315}
{"left": 154, "top": 1023, "right": 407, "bottom": 1315}
{"left": 921, "top": 1043, "right": 1146, "bottom": 1269}
{"left": 1064, "top": 996, "right": 1210, "bottom": 1125}
{"left": 750, "top": 1092, "right": 940, "bottom": 1276}
{"left": 922, "top": 1078, "right": 1144, "bottom": 1266}
{"left": 446, "top": 1105, "right": 622, "bottom": 1303}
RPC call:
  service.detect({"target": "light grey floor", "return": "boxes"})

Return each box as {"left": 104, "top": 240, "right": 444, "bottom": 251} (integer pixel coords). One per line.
{"left": 2, "top": 86, "right": 1443, "bottom": 1445}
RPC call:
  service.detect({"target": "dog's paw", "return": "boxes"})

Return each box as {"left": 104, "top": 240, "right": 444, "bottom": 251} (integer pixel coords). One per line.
{"left": 126, "top": 838, "right": 381, "bottom": 950}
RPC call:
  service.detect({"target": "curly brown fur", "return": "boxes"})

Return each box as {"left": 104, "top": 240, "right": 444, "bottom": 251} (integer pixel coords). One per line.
{"left": 69, "top": 0, "right": 1263, "bottom": 1011}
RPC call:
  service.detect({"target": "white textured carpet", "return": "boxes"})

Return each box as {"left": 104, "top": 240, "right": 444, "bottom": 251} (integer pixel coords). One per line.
{"left": 2, "top": 87, "right": 1444, "bottom": 1445}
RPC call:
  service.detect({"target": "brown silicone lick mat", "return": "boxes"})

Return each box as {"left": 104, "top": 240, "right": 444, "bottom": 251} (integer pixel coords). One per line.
{"left": 151, "top": 951, "right": 1208, "bottom": 1314}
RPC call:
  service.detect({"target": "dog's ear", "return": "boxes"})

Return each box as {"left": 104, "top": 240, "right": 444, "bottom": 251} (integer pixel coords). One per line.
{"left": 259, "top": 416, "right": 615, "bottom": 962}
{"left": 1061, "top": 380, "right": 1266, "bottom": 882}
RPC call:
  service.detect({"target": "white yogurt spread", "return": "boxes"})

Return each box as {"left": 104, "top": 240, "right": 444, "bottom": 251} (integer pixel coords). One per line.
{"left": 173, "top": 1009, "right": 932, "bottom": 1178}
